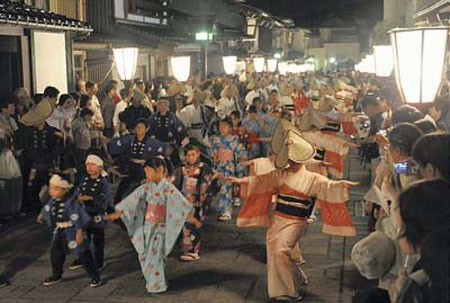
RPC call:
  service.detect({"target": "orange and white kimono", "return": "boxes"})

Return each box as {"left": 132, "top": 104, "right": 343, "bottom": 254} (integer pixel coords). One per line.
{"left": 237, "top": 165, "right": 355, "bottom": 298}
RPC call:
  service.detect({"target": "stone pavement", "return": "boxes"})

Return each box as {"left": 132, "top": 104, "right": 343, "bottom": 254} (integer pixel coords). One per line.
{"left": 0, "top": 151, "right": 374, "bottom": 303}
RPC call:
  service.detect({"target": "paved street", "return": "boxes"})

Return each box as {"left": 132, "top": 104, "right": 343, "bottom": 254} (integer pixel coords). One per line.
{"left": 0, "top": 151, "right": 374, "bottom": 303}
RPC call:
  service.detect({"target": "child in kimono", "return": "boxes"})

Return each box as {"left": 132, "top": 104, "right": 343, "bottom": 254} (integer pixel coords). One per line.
{"left": 37, "top": 174, "right": 101, "bottom": 287}
{"left": 70, "top": 154, "right": 111, "bottom": 271}
{"left": 211, "top": 118, "right": 246, "bottom": 221}
{"left": 242, "top": 105, "right": 263, "bottom": 159}
{"left": 176, "top": 144, "right": 213, "bottom": 261}
{"left": 227, "top": 121, "right": 358, "bottom": 302}
{"left": 108, "top": 157, "right": 196, "bottom": 293}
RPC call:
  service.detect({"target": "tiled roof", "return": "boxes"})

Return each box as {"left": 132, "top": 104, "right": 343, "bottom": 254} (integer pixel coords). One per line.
{"left": 0, "top": 0, "right": 92, "bottom": 32}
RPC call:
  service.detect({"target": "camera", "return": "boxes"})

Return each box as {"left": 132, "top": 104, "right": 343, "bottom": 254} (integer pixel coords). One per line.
{"left": 395, "top": 161, "right": 409, "bottom": 174}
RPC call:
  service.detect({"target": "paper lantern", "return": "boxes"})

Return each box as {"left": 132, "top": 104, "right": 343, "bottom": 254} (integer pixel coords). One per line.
{"left": 373, "top": 45, "right": 394, "bottom": 77}
{"left": 113, "top": 48, "right": 138, "bottom": 81}
{"left": 267, "top": 59, "right": 277, "bottom": 72}
{"left": 253, "top": 57, "right": 265, "bottom": 73}
{"left": 278, "top": 61, "right": 288, "bottom": 75}
{"left": 390, "top": 27, "right": 449, "bottom": 104}
{"left": 170, "top": 56, "right": 191, "bottom": 82}
{"left": 222, "top": 56, "right": 237, "bottom": 75}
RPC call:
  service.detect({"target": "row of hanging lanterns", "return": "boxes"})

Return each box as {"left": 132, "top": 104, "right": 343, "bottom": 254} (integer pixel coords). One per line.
{"left": 355, "top": 26, "right": 449, "bottom": 104}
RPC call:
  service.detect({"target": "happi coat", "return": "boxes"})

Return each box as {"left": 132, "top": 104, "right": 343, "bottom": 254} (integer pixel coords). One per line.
{"left": 116, "top": 180, "right": 193, "bottom": 293}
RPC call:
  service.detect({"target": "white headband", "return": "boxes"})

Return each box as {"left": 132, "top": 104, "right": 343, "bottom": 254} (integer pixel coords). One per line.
{"left": 49, "top": 174, "right": 73, "bottom": 189}
{"left": 86, "top": 155, "right": 108, "bottom": 177}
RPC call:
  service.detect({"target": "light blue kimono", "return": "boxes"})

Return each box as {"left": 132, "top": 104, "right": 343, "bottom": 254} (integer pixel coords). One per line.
{"left": 116, "top": 180, "right": 193, "bottom": 293}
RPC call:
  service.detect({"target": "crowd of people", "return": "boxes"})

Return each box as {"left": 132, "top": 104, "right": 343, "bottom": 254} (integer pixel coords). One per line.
{"left": 0, "top": 68, "right": 449, "bottom": 302}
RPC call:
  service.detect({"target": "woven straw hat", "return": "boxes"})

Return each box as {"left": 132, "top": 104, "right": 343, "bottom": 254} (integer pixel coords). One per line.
{"left": 279, "top": 81, "right": 295, "bottom": 97}
{"left": 167, "top": 80, "right": 187, "bottom": 97}
{"left": 220, "top": 84, "right": 239, "bottom": 99}
{"left": 247, "top": 79, "right": 258, "bottom": 90}
{"left": 21, "top": 97, "right": 54, "bottom": 126}
{"left": 296, "top": 107, "right": 328, "bottom": 131}
{"left": 187, "top": 87, "right": 206, "bottom": 104}
{"left": 271, "top": 119, "right": 316, "bottom": 169}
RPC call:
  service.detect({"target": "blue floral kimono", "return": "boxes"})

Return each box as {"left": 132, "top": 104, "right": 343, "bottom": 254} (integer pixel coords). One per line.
{"left": 211, "top": 135, "right": 246, "bottom": 215}
{"left": 116, "top": 180, "right": 193, "bottom": 293}
{"left": 40, "top": 191, "right": 91, "bottom": 254}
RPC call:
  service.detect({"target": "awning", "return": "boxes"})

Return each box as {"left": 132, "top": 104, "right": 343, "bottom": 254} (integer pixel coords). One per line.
{"left": 414, "top": 0, "right": 450, "bottom": 19}
{"left": 0, "top": 0, "right": 92, "bottom": 33}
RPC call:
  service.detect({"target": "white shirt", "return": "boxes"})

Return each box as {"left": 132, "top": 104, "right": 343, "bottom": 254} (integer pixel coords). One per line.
{"left": 217, "top": 97, "right": 237, "bottom": 119}
{"left": 113, "top": 100, "right": 128, "bottom": 128}
{"left": 88, "top": 95, "right": 104, "bottom": 125}
{"left": 179, "top": 104, "right": 208, "bottom": 145}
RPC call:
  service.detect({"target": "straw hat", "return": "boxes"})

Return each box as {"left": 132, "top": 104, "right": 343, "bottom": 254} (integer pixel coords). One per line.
{"left": 296, "top": 107, "right": 328, "bottom": 131}
{"left": 351, "top": 231, "right": 396, "bottom": 279}
{"left": 187, "top": 87, "right": 206, "bottom": 104}
{"left": 279, "top": 81, "right": 295, "bottom": 97}
{"left": 247, "top": 79, "right": 258, "bottom": 91}
{"left": 167, "top": 80, "right": 187, "bottom": 97}
{"left": 220, "top": 84, "right": 239, "bottom": 99}
{"left": 21, "top": 97, "right": 54, "bottom": 126}
{"left": 259, "top": 77, "right": 269, "bottom": 88}
{"left": 271, "top": 119, "right": 316, "bottom": 169}
{"left": 132, "top": 89, "right": 146, "bottom": 101}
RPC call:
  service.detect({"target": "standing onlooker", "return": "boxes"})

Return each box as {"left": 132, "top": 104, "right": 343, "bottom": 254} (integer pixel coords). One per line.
{"left": 72, "top": 108, "right": 94, "bottom": 182}
{"left": 119, "top": 90, "right": 152, "bottom": 132}
{"left": 112, "top": 88, "right": 128, "bottom": 137}
{"left": 430, "top": 96, "right": 450, "bottom": 131}
{"left": 86, "top": 81, "right": 103, "bottom": 127}
{"left": 101, "top": 83, "right": 116, "bottom": 138}
{"left": 0, "top": 97, "right": 18, "bottom": 137}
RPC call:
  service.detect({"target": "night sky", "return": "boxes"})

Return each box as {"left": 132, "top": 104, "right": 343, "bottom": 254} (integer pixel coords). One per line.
{"left": 244, "top": 0, "right": 384, "bottom": 27}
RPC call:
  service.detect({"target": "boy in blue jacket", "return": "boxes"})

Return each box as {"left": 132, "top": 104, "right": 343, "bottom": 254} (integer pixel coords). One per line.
{"left": 37, "top": 174, "right": 101, "bottom": 287}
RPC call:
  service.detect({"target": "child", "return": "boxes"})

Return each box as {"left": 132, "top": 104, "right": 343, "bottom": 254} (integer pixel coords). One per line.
{"left": 108, "top": 157, "right": 195, "bottom": 293}
{"left": 70, "top": 154, "right": 111, "bottom": 271}
{"left": 37, "top": 174, "right": 101, "bottom": 287}
{"left": 211, "top": 118, "right": 246, "bottom": 221}
{"left": 242, "top": 105, "right": 263, "bottom": 159}
{"left": 175, "top": 144, "right": 213, "bottom": 261}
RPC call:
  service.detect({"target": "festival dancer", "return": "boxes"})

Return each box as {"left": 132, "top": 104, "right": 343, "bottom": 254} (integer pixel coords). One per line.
{"left": 175, "top": 144, "right": 214, "bottom": 261}
{"left": 242, "top": 105, "right": 263, "bottom": 159}
{"left": 108, "top": 157, "right": 196, "bottom": 293}
{"left": 227, "top": 120, "right": 358, "bottom": 302}
{"left": 108, "top": 118, "right": 167, "bottom": 204}
{"left": 211, "top": 117, "right": 246, "bottom": 221}
{"left": 37, "top": 174, "right": 102, "bottom": 287}
{"left": 70, "top": 154, "right": 111, "bottom": 271}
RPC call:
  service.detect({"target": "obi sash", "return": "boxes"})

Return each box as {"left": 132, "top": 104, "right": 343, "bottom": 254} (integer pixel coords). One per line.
{"left": 217, "top": 148, "right": 234, "bottom": 162}
{"left": 248, "top": 133, "right": 259, "bottom": 144}
{"left": 145, "top": 203, "right": 166, "bottom": 223}
{"left": 275, "top": 194, "right": 314, "bottom": 218}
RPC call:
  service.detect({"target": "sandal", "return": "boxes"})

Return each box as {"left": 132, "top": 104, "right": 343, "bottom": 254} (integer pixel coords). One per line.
{"left": 180, "top": 253, "right": 200, "bottom": 261}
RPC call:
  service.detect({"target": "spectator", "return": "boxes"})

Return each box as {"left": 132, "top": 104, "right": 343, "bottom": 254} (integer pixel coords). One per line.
{"left": 101, "top": 83, "right": 116, "bottom": 137}
{"left": 72, "top": 108, "right": 94, "bottom": 181}
{"left": 399, "top": 179, "right": 450, "bottom": 303}
{"left": 119, "top": 90, "right": 151, "bottom": 131}
{"left": 12, "top": 87, "right": 32, "bottom": 118}
{"left": 86, "top": 81, "right": 103, "bottom": 128}
{"left": 43, "top": 86, "right": 60, "bottom": 107}
{"left": 0, "top": 97, "right": 18, "bottom": 137}
{"left": 412, "top": 132, "right": 450, "bottom": 181}
{"left": 391, "top": 104, "right": 424, "bottom": 126}
{"left": 430, "top": 96, "right": 450, "bottom": 131}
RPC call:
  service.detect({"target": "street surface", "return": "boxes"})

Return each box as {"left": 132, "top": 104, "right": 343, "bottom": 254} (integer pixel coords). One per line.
{"left": 0, "top": 151, "right": 373, "bottom": 303}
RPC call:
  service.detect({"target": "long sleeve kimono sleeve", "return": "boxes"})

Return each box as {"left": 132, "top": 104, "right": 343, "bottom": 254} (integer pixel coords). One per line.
{"left": 311, "top": 175, "right": 356, "bottom": 237}
{"left": 233, "top": 138, "right": 246, "bottom": 177}
{"left": 116, "top": 186, "right": 147, "bottom": 255}
{"left": 237, "top": 170, "right": 282, "bottom": 228}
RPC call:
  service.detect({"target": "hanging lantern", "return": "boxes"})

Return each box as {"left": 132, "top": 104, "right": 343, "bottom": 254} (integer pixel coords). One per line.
{"left": 222, "top": 56, "right": 237, "bottom": 75}
{"left": 288, "top": 63, "right": 297, "bottom": 73}
{"left": 113, "top": 48, "right": 139, "bottom": 81}
{"left": 253, "top": 57, "right": 265, "bottom": 73}
{"left": 170, "top": 56, "right": 191, "bottom": 82}
{"left": 390, "top": 27, "right": 449, "bottom": 104}
{"left": 360, "top": 55, "right": 375, "bottom": 74}
{"left": 373, "top": 45, "right": 394, "bottom": 77}
{"left": 267, "top": 59, "right": 277, "bottom": 72}
{"left": 278, "top": 61, "right": 288, "bottom": 75}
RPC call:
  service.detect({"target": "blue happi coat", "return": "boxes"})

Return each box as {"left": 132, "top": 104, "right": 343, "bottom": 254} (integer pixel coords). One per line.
{"left": 108, "top": 135, "right": 166, "bottom": 158}
{"left": 116, "top": 179, "right": 193, "bottom": 293}
{"left": 40, "top": 191, "right": 91, "bottom": 253}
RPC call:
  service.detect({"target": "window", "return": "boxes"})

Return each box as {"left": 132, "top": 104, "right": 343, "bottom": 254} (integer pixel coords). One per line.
{"left": 0, "top": 36, "right": 22, "bottom": 99}
{"left": 73, "top": 50, "right": 87, "bottom": 82}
